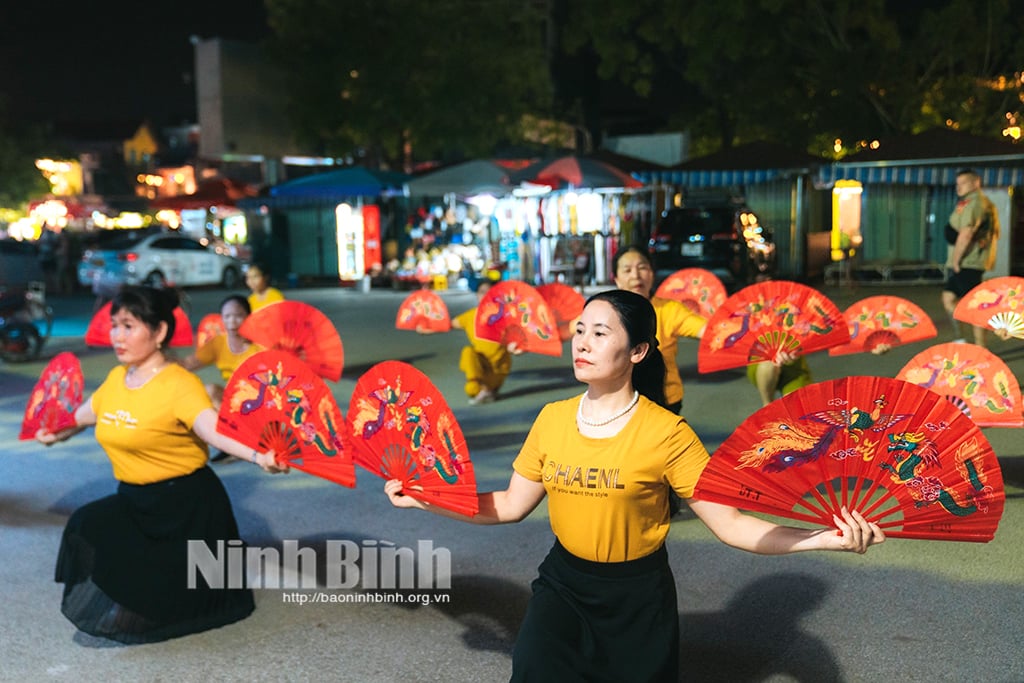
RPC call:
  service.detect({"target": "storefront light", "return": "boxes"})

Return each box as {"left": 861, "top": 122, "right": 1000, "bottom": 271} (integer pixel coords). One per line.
{"left": 465, "top": 194, "right": 498, "bottom": 216}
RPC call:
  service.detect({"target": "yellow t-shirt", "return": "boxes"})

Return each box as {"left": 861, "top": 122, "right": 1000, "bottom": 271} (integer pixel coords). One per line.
{"left": 652, "top": 296, "right": 707, "bottom": 405}
{"left": 194, "top": 334, "right": 262, "bottom": 383}
{"left": 513, "top": 396, "right": 710, "bottom": 563}
{"left": 248, "top": 287, "right": 285, "bottom": 312}
{"left": 455, "top": 307, "right": 511, "bottom": 374}
{"left": 92, "top": 364, "right": 212, "bottom": 485}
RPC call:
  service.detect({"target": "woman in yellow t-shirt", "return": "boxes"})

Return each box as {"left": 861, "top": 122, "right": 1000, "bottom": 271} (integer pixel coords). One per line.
{"left": 35, "top": 286, "right": 288, "bottom": 645}
{"left": 245, "top": 262, "right": 285, "bottom": 311}
{"left": 385, "top": 289, "right": 884, "bottom": 681}
{"left": 181, "top": 295, "right": 262, "bottom": 410}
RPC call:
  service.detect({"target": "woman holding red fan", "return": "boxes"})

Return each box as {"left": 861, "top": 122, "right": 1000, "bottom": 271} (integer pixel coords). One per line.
{"left": 180, "top": 294, "right": 262, "bottom": 411}
{"left": 35, "top": 285, "right": 287, "bottom": 644}
{"left": 386, "top": 289, "right": 884, "bottom": 682}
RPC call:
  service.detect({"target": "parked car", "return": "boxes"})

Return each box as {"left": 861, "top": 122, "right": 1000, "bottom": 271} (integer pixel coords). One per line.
{"left": 77, "top": 232, "right": 244, "bottom": 290}
{"left": 0, "top": 239, "right": 44, "bottom": 290}
{"left": 648, "top": 198, "right": 776, "bottom": 288}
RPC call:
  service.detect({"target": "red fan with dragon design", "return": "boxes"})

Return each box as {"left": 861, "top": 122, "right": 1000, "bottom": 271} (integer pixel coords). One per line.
{"left": 536, "top": 282, "right": 585, "bottom": 341}
{"left": 217, "top": 350, "right": 355, "bottom": 487}
{"left": 694, "top": 376, "right": 1004, "bottom": 542}
{"left": 85, "top": 301, "right": 193, "bottom": 347}
{"left": 239, "top": 300, "right": 344, "bottom": 381}
{"left": 196, "top": 313, "right": 226, "bottom": 348}
{"left": 474, "top": 280, "right": 562, "bottom": 356}
{"left": 347, "top": 360, "right": 478, "bottom": 516}
{"left": 953, "top": 275, "right": 1024, "bottom": 339}
{"left": 396, "top": 289, "right": 451, "bottom": 333}
{"left": 654, "top": 268, "right": 727, "bottom": 319}
{"left": 829, "top": 295, "right": 937, "bottom": 356}
{"left": 896, "top": 342, "right": 1022, "bottom": 428}
{"left": 19, "top": 352, "right": 85, "bottom": 440}
{"left": 697, "top": 281, "right": 849, "bottom": 373}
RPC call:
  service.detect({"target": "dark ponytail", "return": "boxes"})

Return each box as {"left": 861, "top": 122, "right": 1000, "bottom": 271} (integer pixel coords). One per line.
{"left": 111, "top": 285, "right": 179, "bottom": 345}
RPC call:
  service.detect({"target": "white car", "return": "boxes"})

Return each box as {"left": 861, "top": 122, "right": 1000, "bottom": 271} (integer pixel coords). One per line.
{"left": 78, "top": 232, "right": 244, "bottom": 289}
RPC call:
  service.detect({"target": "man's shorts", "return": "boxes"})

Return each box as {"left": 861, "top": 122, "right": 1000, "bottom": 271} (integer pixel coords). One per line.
{"left": 943, "top": 268, "right": 984, "bottom": 298}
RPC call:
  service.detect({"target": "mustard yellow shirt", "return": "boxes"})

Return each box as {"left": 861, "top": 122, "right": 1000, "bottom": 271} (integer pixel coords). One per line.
{"left": 92, "top": 364, "right": 212, "bottom": 484}
{"left": 513, "top": 396, "right": 710, "bottom": 562}
{"left": 455, "top": 307, "right": 511, "bottom": 374}
{"left": 652, "top": 296, "right": 707, "bottom": 405}
{"left": 194, "top": 334, "right": 262, "bottom": 383}
{"left": 248, "top": 287, "right": 285, "bottom": 312}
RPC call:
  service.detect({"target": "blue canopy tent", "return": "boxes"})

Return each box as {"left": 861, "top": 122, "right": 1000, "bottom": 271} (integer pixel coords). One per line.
{"left": 267, "top": 166, "right": 410, "bottom": 206}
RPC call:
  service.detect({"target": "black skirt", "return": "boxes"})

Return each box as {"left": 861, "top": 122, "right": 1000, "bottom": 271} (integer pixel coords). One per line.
{"left": 55, "top": 466, "right": 254, "bottom": 644}
{"left": 511, "top": 540, "right": 679, "bottom": 683}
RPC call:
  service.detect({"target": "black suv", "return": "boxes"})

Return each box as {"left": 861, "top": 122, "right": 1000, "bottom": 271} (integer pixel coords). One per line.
{"left": 647, "top": 198, "right": 776, "bottom": 287}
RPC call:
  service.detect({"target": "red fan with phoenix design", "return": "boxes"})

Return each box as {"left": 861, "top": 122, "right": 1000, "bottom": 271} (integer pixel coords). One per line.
{"left": 697, "top": 281, "right": 849, "bottom": 373}
{"left": 474, "top": 280, "right": 562, "bottom": 356}
{"left": 953, "top": 275, "right": 1024, "bottom": 339}
{"left": 654, "top": 268, "right": 727, "bottom": 319}
{"left": 694, "top": 376, "right": 1004, "bottom": 542}
{"left": 196, "top": 313, "right": 226, "bottom": 348}
{"left": 536, "top": 282, "right": 585, "bottom": 341}
{"left": 239, "top": 300, "right": 344, "bottom": 381}
{"left": 347, "top": 360, "right": 477, "bottom": 516}
{"left": 19, "top": 352, "right": 85, "bottom": 440}
{"left": 829, "top": 296, "right": 937, "bottom": 356}
{"left": 85, "top": 301, "right": 193, "bottom": 347}
{"left": 396, "top": 289, "right": 451, "bottom": 333}
{"left": 896, "top": 342, "right": 1022, "bottom": 428}
{"left": 216, "top": 350, "right": 355, "bottom": 487}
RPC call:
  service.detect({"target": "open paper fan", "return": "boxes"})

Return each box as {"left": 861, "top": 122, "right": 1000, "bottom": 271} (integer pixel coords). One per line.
{"left": 85, "top": 301, "right": 193, "bottom": 347}
{"left": 396, "top": 290, "right": 451, "bottom": 333}
{"left": 536, "top": 282, "right": 585, "bottom": 341}
{"left": 896, "top": 342, "right": 1022, "bottom": 428}
{"left": 19, "top": 352, "right": 85, "bottom": 440}
{"left": 694, "top": 376, "right": 1004, "bottom": 542}
{"left": 697, "top": 281, "right": 849, "bottom": 373}
{"left": 829, "top": 296, "right": 937, "bottom": 356}
{"left": 239, "top": 300, "right": 344, "bottom": 381}
{"left": 953, "top": 275, "right": 1024, "bottom": 339}
{"left": 654, "top": 268, "right": 727, "bottom": 318}
{"left": 347, "top": 360, "right": 478, "bottom": 516}
{"left": 196, "top": 313, "right": 226, "bottom": 348}
{"left": 474, "top": 280, "right": 562, "bottom": 356}
{"left": 217, "top": 350, "right": 355, "bottom": 487}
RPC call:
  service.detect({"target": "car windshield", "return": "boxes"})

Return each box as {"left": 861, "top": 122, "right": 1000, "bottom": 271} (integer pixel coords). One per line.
{"left": 662, "top": 209, "right": 731, "bottom": 236}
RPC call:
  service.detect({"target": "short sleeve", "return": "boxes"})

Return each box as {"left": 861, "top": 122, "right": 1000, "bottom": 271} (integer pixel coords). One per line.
{"left": 194, "top": 336, "right": 219, "bottom": 366}
{"left": 666, "top": 299, "right": 707, "bottom": 339}
{"left": 511, "top": 406, "right": 551, "bottom": 482}
{"left": 664, "top": 420, "right": 710, "bottom": 499}
{"left": 171, "top": 369, "right": 214, "bottom": 428}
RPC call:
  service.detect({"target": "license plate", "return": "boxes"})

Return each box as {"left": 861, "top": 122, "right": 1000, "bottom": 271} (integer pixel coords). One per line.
{"left": 681, "top": 244, "right": 703, "bottom": 257}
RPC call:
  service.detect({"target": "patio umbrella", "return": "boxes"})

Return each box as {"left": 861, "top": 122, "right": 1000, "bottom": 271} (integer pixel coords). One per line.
{"left": 510, "top": 155, "right": 643, "bottom": 190}
{"left": 406, "top": 160, "right": 513, "bottom": 197}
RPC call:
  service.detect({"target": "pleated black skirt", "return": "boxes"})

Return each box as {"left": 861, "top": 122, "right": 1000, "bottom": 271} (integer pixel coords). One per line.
{"left": 511, "top": 540, "right": 679, "bottom": 683}
{"left": 55, "top": 466, "right": 254, "bottom": 644}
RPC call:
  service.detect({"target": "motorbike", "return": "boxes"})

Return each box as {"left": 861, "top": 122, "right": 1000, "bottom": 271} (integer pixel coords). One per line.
{"left": 0, "top": 282, "right": 53, "bottom": 362}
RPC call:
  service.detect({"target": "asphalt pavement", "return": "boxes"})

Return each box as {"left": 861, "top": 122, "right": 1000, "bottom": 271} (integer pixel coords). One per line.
{"left": 1, "top": 281, "right": 1022, "bottom": 683}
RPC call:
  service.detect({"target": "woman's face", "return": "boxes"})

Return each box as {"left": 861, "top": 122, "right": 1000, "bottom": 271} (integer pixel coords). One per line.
{"left": 245, "top": 267, "right": 268, "bottom": 293}
{"left": 572, "top": 300, "right": 643, "bottom": 385}
{"left": 110, "top": 309, "right": 165, "bottom": 366}
{"left": 613, "top": 251, "right": 654, "bottom": 298}
{"left": 220, "top": 300, "right": 248, "bottom": 333}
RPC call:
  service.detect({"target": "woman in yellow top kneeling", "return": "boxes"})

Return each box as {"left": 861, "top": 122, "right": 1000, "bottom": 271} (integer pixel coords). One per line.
{"left": 181, "top": 295, "right": 262, "bottom": 411}
{"left": 245, "top": 262, "right": 284, "bottom": 311}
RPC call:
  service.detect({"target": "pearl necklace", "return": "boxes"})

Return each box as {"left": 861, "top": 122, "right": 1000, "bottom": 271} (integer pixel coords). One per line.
{"left": 577, "top": 391, "right": 639, "bottom": 427}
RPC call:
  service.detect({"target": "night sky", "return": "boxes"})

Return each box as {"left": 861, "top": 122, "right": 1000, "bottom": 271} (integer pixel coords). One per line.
{"left": 1, "top": 1, "right": 268, "bottom": 130}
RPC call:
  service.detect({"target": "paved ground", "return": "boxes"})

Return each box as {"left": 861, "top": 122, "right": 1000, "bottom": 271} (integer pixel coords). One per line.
{"left": 1, "top": 281, "right": 1022, "bottom": 683}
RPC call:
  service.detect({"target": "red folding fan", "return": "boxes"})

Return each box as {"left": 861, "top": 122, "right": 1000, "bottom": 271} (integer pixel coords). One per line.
{"left": 896, "top": 342, "right": 1022, "bottom": 428}
{"left": 474, "top": 280, "right": 562, "bottom": 356}
{"left": 347, "top": 360, "right": 478, "bottom": 516}
{"left": 239, "top": 300, "right": 344, "bottom": 381}
{"left": 196, "top": 313, "right": 226, "bottom": 348}
{"left": 19, "top": 352, "right": 85, "bottom": 440}
{"left": 396, "top": 289, "right": 451, "bottom": 333}
{"left": 829, "top": 296, "right": 937, "bottom": 356}
{"left": 536, "top": 282, "right": 585, "bottom": 341}
{"left": 697, "top": 281, "right": 849, "bottom": 373}
{"left": 694, "top": 376, "right": 1005, "bottom": 542}
{"left": 654, "top": 268, "right": 727, "bottom": 319}
{"left": 85, "top": 301, "right": 194, "bottom": 347}
{"left": 953, "top": 275, "right": 1024, "bottom": 339}
{"left": 216, "top": 349, "right": 355, "bottom": 487}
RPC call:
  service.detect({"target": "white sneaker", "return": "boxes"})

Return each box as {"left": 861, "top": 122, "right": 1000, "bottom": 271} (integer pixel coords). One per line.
{"left": 468, "top": 389, "right": 495, "bottom": 405}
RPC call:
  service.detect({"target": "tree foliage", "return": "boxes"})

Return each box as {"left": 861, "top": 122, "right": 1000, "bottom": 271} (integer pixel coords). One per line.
{"left": 0, "top": 113, "right": 50, "bottom": 207}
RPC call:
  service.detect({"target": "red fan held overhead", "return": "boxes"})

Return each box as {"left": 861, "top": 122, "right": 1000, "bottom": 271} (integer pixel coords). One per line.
{"left": 536, "top": 282, "right": 585, "bottom": 342}
{"left": 239, "top": 300, "right": 344, "bottom": 381}
{"left": 654, "top": 268, "right": 727, "bottom": 319}
{"left": 196, "top": 313, "right": 226, "bottom": 349}
{"left": 953, "top": 275, "right": 1024, "bottom": 339}
{"left": 396, "top": 290, "right": 451, "bottom": 333}
{"left": 474, "top": 280, "right": 562, "bottom": 356}
{"left": 694, "top": 376, "right": 1004, "bottom": 542}
{"left": 347, "top": 360, "right": 478, "bottom": 516}
{"left": 829, "top": 296, "right": 937, "bottom": 356}
{"left": 217, "top": 350, "right": 355, "bottom": 487}
{"left": 698, "top": 281, "right": 849, "bottom": 373}
{"left": 85, "top": 301, "right": 193, "bottom": 347}
{"left": 20, "top": 352, "right": 85, "bottom": 440}
{"left": 896, "top": 342, "right": 1022, "bottom": 428}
